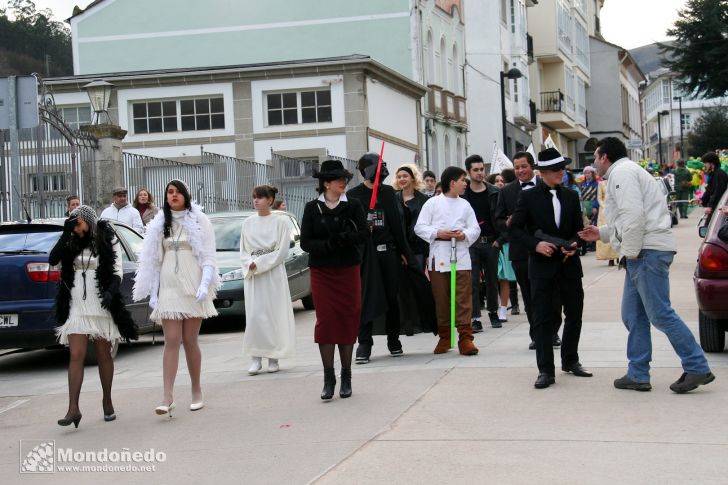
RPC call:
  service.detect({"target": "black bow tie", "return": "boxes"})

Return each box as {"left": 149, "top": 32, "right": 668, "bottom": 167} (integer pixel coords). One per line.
{"left": 520, "top": 181, "right": 535, "bottom": 188}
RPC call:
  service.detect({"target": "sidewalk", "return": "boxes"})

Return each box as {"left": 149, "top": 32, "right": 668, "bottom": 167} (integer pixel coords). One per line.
{"left": 1, "top": 210, "right": 726, "bottom": 484}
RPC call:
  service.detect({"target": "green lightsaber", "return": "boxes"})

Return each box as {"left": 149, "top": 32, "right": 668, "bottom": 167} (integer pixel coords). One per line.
{"left": 450, "top": 236, "right": 457, "bottom": 348}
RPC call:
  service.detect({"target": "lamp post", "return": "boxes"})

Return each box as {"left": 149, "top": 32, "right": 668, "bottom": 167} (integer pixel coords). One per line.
{"left": 83, "top": 79, "right": 114, "bottom": 124}
{"left": 657, "top": 110, "right": 669, "bottom": 167}
{"left": 500, "top": 68, "right": 523, "bottom": 158}
{"left": 672, "top": 95, "right": 683, "bottom": 157}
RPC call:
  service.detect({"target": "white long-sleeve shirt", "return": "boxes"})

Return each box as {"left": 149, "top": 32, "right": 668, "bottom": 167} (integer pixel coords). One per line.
{"left": 100, "top": 203, "right": 144, "bottom": 233}
{"left": 414, "top": 194, "right": 480, "bottom": 272}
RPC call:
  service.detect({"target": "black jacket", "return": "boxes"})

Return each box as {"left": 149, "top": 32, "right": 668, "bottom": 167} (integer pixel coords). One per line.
{"left": 49, "top": 220, "right": 138, "bottom": 341}
{"left": 300, "top": 197, "right": 368, "bottom": 268}
{"left": 347, "top": 183, "right": 415, "bottom": 263}
{"left": 703, "top": 167, "right": 728, "bottom": 211}
{"left": 494, "top": 178, "right": 540, "bottom": 261}
{"left": 395, "top": 190, "right": 430, "bottom": 256}
{"left": 510, "top": 183, "right": 584, "bottom": 279}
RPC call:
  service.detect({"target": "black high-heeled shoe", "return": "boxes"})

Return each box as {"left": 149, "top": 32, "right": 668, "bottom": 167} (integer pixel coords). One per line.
{"left": 339, "top": 369, "right": 352, "bottom": 398}
{"left": 58, "top": 413, "right": 82, "bottom": 428}
{"left": 321, "top": 368, "right": 336, "bottom": 400}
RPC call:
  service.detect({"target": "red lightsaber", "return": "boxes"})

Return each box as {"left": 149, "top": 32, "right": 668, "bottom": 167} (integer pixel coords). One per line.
{"left": 369, "top": 141, "right": 385, "bottom": 210}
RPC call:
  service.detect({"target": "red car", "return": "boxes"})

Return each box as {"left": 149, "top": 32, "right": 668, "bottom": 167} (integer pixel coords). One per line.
{"left": 694, "top": 190, "right": 728, "bottom": 352}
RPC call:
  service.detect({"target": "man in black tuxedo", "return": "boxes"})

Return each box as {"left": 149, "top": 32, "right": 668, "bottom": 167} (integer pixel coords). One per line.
{"left": 510, "top": 148, "right": 592, "bottom": 389}
{"left": 495, "top": 152, "right": 561, "bottom": 350}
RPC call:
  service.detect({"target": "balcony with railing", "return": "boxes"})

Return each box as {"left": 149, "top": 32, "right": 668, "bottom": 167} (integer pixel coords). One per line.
{"left": 538, "top": 89, "right": 588, "bottom": 139}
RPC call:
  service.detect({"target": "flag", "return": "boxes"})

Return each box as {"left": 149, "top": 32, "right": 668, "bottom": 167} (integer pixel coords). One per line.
{"left": 544, "top": 134, "right": 559, "bottom": 152}
{"left": 491, "top": 147, "right": 513, "bottom": 174}
{"left": 526, "top": 143, "right": 536, "bottom": 161}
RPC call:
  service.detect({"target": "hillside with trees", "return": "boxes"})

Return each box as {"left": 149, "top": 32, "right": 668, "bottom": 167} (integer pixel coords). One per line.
{"left": 0, "top": 0, "right": 73, "bottom": 77}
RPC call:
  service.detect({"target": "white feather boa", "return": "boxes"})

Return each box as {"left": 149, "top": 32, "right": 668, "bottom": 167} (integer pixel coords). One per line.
{"left": 133, "top": 203, "right": 220, "bottom": 301}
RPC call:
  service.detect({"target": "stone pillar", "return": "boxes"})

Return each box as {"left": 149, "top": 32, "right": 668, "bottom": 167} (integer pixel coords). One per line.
{"left": 79, "top": 123, "right": 127, "bottom": 212}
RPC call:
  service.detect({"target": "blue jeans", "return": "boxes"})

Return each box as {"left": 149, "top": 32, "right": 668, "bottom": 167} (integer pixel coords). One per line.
{"left": 622, "top": 249, "right": 710, "bottom": 382}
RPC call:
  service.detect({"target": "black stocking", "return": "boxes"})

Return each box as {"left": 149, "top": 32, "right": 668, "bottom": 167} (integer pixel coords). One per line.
{"left": 66, "top": 334, "right": 88, "bottom": 417}
{"left": 95, "top": 339, "right": 114, "bottom": 414}
{"left": 338, "top": 344, "right": 353, "bottom": 369}
{"left": 318, "top": 344, "right": 335, "bottom": 369}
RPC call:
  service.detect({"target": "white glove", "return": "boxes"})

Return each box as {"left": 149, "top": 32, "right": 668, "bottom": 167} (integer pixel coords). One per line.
{"left": 149, "top": 271, "right": 160, "bottom": 310}
{"left": 196, "top": 265, "right": 215, "bottom": 303}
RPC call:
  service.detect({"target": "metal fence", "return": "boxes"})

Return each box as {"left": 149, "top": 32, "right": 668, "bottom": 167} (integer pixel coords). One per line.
{"left": 0, "top": 108, "right": 97, "bottom": 222}
{"left": 123, "top": 151, "right": 272, "bottom": 214}
{"left": 270, "top": 151, "right": 359, "bottom": 222}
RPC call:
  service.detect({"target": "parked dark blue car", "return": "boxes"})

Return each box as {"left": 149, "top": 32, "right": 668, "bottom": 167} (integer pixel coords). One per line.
{"left": 0, "top": 219, "right": 155, "bottom": 360}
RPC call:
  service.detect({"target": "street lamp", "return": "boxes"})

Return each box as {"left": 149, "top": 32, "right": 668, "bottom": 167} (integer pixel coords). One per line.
{"left": 673, "top": 95, "right": 683, "bottom": 157}
{"left": 657, "top": 110, "right": 669, "bottom": 167}
{"left": 500, "top": 68, "right": 523, "bottom": 158}
{"left": 83, "top": 79, "right": 114, "bottom": 124}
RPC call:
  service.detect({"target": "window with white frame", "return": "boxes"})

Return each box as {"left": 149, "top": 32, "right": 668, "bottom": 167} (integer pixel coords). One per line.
{"left": 426, "top": 30, "right": 435, "bottom": 85}
{"left": 451, "top": 43, "right": 459, "bottom": 94}
{"left": 564, "top": 65, "right": 575, "bottom": 114}
{"left": 130, "top": 97, "right": 225, "bottom": 135}
{"left": 60, "top": 106, "right": 92, "bottom": 131}
{"left": 440, "top": 37, "right": 448, "bottom": 89}
{"left": 574, "top": 19, "right": 589, "bottom": 73}
{"left": 662, "top": 80, "right": 671, "bottom": 104}
{"left": 576, "top": 77, "right": 587, "bottom": 124}
{"left": 510, "top": 0, "right": 516, "bottom": 34}
{"left": 681, "top": 113, "right": 692, "bottom": 131}
{"left": 501, "top": 0, "right": 508, "bottom": 24}
{"left": 265, "top": 89, "right": 332, "bottom": 127}
{"left": 557, "top": 1, "right": 573, "bottom": 55}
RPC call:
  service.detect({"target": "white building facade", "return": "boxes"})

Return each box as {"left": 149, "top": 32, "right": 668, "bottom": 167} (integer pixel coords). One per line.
{"left": 465, "top": 0, "right": 537, "bottom": 161}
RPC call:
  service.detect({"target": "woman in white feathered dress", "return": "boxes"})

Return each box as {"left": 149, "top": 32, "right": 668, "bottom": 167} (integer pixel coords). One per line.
{"left": 240, "top": 185, "right": 296, "bottom": 375}
{"left": 133, "top": 179, "right": 220, "bottom": 417}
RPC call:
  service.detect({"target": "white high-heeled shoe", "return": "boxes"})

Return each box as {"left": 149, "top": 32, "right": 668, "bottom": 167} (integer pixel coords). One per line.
{"left": 248, "top": 357, "right": 262, "bottom": 375}
{"left": 155, "top": 402, "right": 176, "bottom": 417}
{"left": 268, "top": 358, "right": 279, "bottom": 373}
{"left": 190, "top": 393, "right": 204, "bottom": 411}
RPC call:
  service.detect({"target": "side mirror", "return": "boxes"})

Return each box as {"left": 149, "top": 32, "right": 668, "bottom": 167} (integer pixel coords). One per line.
{"left": 699, "top": 226, "right": 708, "bottom": 238}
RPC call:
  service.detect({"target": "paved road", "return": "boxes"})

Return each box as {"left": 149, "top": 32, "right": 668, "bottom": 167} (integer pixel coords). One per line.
{"left": 1, "top": 210, "right": 727, "bottom": 484}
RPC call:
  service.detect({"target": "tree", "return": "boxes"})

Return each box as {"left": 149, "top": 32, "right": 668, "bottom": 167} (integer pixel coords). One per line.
{"left": 687, "top": 105, "right": 728, "bottom": 156}
{"left": 660, "top": 0, "right": 728, "bottom": 99}
{"left": 0, "top": 0, "right": 72, "bottom": 77}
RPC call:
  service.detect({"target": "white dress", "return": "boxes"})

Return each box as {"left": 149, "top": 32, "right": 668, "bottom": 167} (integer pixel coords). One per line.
{"left": 55, "top": 241, "right": 123, "bottom": 345}
{"left": 151, "top": 211, "right": 218, "bottom": 322}
{"left": 240, "top": 214, "right": 296, "bottom": 359}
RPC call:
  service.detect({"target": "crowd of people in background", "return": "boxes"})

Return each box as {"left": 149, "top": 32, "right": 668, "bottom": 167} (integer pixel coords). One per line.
{"left": 52, "top": 138, "right": 721, "bottom": 427}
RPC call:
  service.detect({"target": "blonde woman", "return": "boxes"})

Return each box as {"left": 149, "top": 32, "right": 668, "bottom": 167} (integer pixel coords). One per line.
{"left": 133, "top": 179, "right": 219, "bottom": 416}
{"left": 393, "top": 164, "right": 430, "bottom": 269}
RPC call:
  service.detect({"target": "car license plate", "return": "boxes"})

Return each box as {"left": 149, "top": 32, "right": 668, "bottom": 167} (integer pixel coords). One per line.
{"left": 0, "top": 314, "right": 18, "bottom": 328}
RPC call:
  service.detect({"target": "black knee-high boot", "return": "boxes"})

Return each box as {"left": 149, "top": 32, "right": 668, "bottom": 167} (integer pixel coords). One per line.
{"left": 340, "top": 369, "right": 352, "bottom": 398}
{"left": 321, "top": 368, "right": 336, "bottom": 400}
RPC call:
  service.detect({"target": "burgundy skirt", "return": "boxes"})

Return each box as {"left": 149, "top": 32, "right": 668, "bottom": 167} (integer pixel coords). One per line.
{"left": 311, "top": 265, "right": 361, "bottom": 344}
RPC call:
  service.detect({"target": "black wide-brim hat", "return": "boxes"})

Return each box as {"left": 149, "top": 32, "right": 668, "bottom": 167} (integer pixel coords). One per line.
{"left": 537, "top": 147, "right": 570, "bottom": 171}
{"left": 312, "top": 159, "right": 354, "bottom": 180}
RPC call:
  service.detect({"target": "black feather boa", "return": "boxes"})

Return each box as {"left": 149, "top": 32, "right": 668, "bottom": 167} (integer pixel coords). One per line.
{"left": 53, "top": 220, "right": 138, "bottom": 341}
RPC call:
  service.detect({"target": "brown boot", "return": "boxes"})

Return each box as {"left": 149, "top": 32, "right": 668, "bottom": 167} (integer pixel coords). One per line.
{"left": 457, "top": 324, "right": 479, "bottom": 355}
{"left": 433, "top": 326, "right": 452, "bottom": 354}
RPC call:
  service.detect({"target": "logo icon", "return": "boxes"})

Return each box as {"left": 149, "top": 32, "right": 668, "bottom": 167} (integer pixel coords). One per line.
{"left": 20, "top": 440, "right": 55, "bottom": 474}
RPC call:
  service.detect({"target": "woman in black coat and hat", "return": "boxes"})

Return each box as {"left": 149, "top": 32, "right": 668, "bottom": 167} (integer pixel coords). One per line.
{"left": 49, "top": 205, "right": 137, "bottom": 428}
{"left": 300, "top": 160, "right": 368, "bottom": 400}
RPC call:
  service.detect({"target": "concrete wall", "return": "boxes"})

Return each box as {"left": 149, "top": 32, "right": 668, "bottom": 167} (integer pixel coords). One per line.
{"left": 72, "top": 0, "right": 412, "bottom": 76}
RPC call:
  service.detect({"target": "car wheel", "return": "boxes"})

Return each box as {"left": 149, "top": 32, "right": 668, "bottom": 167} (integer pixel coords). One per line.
{"left": 698, "top": 311, "right": 726, "bottom": 352}
{"left": 85, "top": 339, "right": 120, "bottom": 365}
{"left": 301, "top": 294, "right": 315, "bottom": 310}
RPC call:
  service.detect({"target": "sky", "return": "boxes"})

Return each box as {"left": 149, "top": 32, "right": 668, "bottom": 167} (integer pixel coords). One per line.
{"left": 6, "top": 0, "right": 688, "bottom": 51}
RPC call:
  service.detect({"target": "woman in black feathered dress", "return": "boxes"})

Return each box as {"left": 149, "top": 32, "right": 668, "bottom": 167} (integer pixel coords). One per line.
{"left": 49, "top": 205, "right": 137, "bottom": 428}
